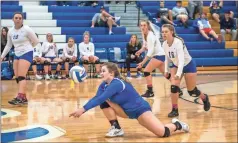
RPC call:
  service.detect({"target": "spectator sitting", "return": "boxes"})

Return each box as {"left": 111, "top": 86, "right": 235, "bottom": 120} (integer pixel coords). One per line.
{"left": 32, "top": 33, "right": 45, "bottom": 80}
{"left": 157, "top": 0, "right": 176, "bottom": 26}
{"left": 42, "top": 33, "right": 63, "bottom": 80}
{"left": 91, "top": 6, "right": 120, "bottom": 35}
{"left": 197, "top": 13, "right": 222, "bottom": 43}
{"left": 79, "top": 31, "right": 101, "bottom": 78}
{"left": 187, "top": 0, "right": 203, "bottom": 20}
{"left": 220, "top": 10, "right": 237, "bottom": 41}
{"left": 1, "top": 27, "right": 9, "bottom": 61}
{"left": 126, "top": 34, "right": 143, "bottom": 79}
{"left": 172, "top": 1, "right": 189, "bottom": 28}
{"left": 62, "top": 37, "right": 78, "bottom": 79}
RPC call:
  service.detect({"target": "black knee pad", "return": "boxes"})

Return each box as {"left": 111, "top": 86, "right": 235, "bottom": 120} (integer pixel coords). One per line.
{"left": 18, "top": 76, "right": 26, "bottom": 82}
{"left": 188, "top": 87, "right": 201, "bottom": 97}
{"left": 15, "top": 78, "right": 19, "bottom": 84}
{"left": 44, "top": 60, "right": 50, "bottom": 65}
{"left": 83, "top": 60, "right": 89, "bottom": 64}
{"left": 32, "top": 60, "right": 37, "bottom": 65}
{"left": 166, "top": 73, "right": 171, "bottom": 80}
{"left": 65, "top": 58, "right": 70, "bottom": 62}
{"left": 163, "top": 126, "right": 170, "bottom": 137}
{"left": 144, "top": 72, "right": 150, "bottom": 77}
{"left": 94, "top": 59, "right": 100, "bottom": 64}
{"left": 100, "top": 102, "right": 110, "bottom": 109}
{"left": 171, "top": 85, "right": 179, "bottom": 93}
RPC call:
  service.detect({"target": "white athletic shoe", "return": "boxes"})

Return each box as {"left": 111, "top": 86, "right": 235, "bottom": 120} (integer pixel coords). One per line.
{"left": 45, "top": 74, "right": 51, "bottom": 80}
{"left": 115, "top": 16, "right": 121, "bottom": 22}
{"left": 172, "top": 118, "right": 189, "bottom": 133}
{"left": 105, "top": 126, "right": 124, "bottom": 137}
{"left": 35, "top": 74, "right": 43, "bottom": 80}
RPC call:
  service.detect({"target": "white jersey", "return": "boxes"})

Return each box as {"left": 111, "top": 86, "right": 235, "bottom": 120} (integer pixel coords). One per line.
{"left": 163, "top": 37, "right": 192, "bottom": 77}
{"left": 42, "top": 42, "right": 57, "bottom": 57}
{"left": 63, "top": 44, "right": 77, "bottom": 58}
{"left": 79, "top": 42, "right": 95, "bottom": 57}
{"left": 1, "top": 25, "right": 38, "bottom": 58}
{"left": 144, "top": 31, "right": 165, "bottom": 57}
{"left": 33, "top": 43, "right": 42, "bottom": 58}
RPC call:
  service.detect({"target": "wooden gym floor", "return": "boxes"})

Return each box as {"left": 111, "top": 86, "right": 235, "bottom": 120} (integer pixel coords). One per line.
{"left": 1, "top": 72, "right": 237, "bottom": 142}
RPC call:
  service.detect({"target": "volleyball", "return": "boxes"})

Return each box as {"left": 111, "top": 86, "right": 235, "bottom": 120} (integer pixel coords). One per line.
{"left": 69, "top": 65, "right": 87, "bottom": 83}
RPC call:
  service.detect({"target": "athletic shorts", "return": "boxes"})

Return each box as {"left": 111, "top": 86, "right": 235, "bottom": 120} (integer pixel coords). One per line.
{"left": 45, "top": 57, "right": 56, "bottom": 61}
{"left": 14, "top": 51, "right": 33, "bottom": 63}
{"left": 170, "top": 59, "right": 197, "bottom": 73}
{"left": 125, "top": 101, "right": 152, "bottom": 119}
{"left": 202, "top": 28, "right": 212, "bottom": 35}
{"left": 153, "top": 55, "right": 165, "bottom": 62}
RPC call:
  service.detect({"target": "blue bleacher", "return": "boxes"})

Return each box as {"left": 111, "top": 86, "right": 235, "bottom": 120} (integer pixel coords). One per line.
{"left": 61, "top": 27, "right": 126, "bottom": 35}
{"left": 1, "top": 5, "right": 22, "bottom": 12}
{"left": 67, "top": 35, "right": 131, "bottom": 43}
{"left": 52, "top": 13, "right": 115, "bottom": 20}
{"left": 57, "top": 20, "right": 120, "bottom": 27}
{"left": 48, "top": 6, "right": 109, "bottom": 13}
{"left": 1, "top": 12, "right": 26, "bottom": 19}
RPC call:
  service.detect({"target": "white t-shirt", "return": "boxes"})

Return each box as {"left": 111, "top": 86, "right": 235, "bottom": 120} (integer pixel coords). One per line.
{"left": 42, "top": 42, "right": 57, "bottom": 57}
{"left": 33, "top": 43, "right": 42, "bottom": 58}
{"left": 163, "top": 37, "right": 192, "bottom": 77}
{"left": 144, "top": 31, "right": 165, "bottom": 57}
{"left": 1, "top": 25, "right": 39, "bottom": 58}
{"left": 63, "top": 44, "right": 77, "bottom": 58}
{"left": 78, "top": 42, "right": 95, "bottom": 57}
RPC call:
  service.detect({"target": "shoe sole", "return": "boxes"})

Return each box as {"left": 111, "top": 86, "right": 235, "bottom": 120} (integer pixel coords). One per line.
{"left": 105, "top": 134, "right": 124, "bottom": 138}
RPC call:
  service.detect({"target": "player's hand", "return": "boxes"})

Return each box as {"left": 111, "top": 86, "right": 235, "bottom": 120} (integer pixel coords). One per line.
{"left": 0, "top": 57, "right": 3, "bottom": 62}
{"left": 91, "top": 25, "right": 94, "bottom": 28}
{"left": 69, "top": 108, "right": 85, "bottom": 118}
{"left": 226, "top": 29, "right": 231, "bottom": 33}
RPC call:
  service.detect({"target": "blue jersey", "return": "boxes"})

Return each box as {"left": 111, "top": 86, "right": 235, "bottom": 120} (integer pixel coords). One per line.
{"left": 83, "top": 78, "right": 151, "bottom": 118}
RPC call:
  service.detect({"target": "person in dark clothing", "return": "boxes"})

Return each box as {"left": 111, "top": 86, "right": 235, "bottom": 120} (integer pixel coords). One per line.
{"left": 126, "top": 34, "right": 142, "bottom": 78}
{"left": 157, "top": 0, "right": 175, "bottom": 25}
{"left": 220, "top": 10, "right": 237, "bottom": 41}
{"left": 1, "top": 27, "right": 9, "bottom": 61}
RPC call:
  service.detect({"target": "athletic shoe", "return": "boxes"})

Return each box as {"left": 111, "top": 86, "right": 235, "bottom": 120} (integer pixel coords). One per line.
{"left": 168, "top": 108, "right": 179, "bottom": 118}
{"left": 8, "top": 97, "right": 28, "bottom": 105}
{"left": 35, "top": 74, "right": 43, "bottom": 80}
{"left": 105, "top": 126, "right": 124, "bottom": 137}
{"left": 172, "top": 118, "right": 189, "bottom": 133}
{"left": 45, "top": 74, "right": 51, "bottom": 80}
{"left": 141, "top": 90, "right": 154, "bottom": 98}
{"left": 203, "top": 94, "right": 211, "bottom": 111}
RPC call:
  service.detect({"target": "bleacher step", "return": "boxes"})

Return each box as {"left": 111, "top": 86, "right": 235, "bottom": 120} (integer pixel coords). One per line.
{"left": 226, "top": 41, "right": 238, "bottom": 49}
{"left": 110, "top": 7, "right": 138, "bottom": 11}
{"left": 19, "top": 1, "right": 39, "bottom": 6}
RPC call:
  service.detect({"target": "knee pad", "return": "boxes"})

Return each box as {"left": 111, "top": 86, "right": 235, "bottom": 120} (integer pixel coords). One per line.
{"left": 32, "top": 60, "right": 37, "bottom": 65}
{"left": 16, "top": 78, "right": 19, "bottom": 84}
{"left": 100, "top": 102, "right": 110, "bottom": 109}
{"left": 83, "top": 60, "right": 89, "bottom": 64}
{"left": 18, "top": 76, "right": 26, "bottom": 82}
{"left": 65, "top": 58, "right": 70, "bottom": 62}
{"left": 166, "top": 73, "right": 171, "bottom": 80}
{"left": 171, "top": 85, "right": 179, "bottom": 93}
{"left": 58, "top": 62, "right": 63, "bottom": 65}
{"left": 94, "top": 59, "right": 100, "bottom": 64}
{"left": 44, "top": 60, "right": 50, "bottom": 65}
{"left": 163, "top": 126, "right": 170, "bottom": 137}
{"left": 144, "top": 72, "right": 150, "bottom": 77}
{"left": 188, "top": 87, "right": 201, "bottom": 97}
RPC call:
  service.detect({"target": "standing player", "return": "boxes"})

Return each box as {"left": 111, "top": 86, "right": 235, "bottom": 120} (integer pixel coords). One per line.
{"left": 161, "top": 24, "right": 211, "bottom": 117}
{"left": 0, "top": 12, "right": 39, "bottom": 105}
{"left": 32, "top": 33, "right": 44, "bottom": 80}
{"left": 62, "top": 37, "right": 78, "bottom": 78}
{"left": 70, "top": 62, "right": 189, "bottom": 138}
{"left": 136, "top": 20, "right": 183, "bottom": 98}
